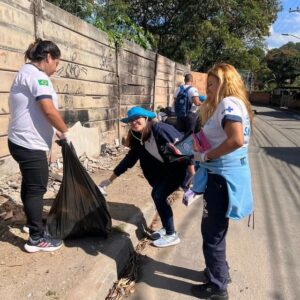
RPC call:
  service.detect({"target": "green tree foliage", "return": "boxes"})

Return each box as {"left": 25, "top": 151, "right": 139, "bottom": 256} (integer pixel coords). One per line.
{"left": 47, "top": 0, "right": 155, "bottom": 49}
{"left": 266, "top": 43, "right": 300, "bottom": 85}
{"left": 93, "top": 1, "right": 156, "bottom": 48}
{"left": 125, "top": 0, "right": 280, "bottom": 72}
{"left": 48, "top": 0, "right": 96, "bottom": 19}
{"left": 48, "top": 0, "right": 280, "bottom": 81}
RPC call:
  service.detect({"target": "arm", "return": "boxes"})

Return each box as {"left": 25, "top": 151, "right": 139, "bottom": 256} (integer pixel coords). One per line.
{"left": 99, "top": 148, "right": 139, "bottom": 188}
{"left": 38, "top": 99, "right": 68, "bottom": 133}
{"left": 189, "top": 87, "right": 201, "bottom": 106}
{"left": 206, "top": 120, "right": 243, "bottom": 160}
{"left": 113, "top": 147, "right": 139, "bottom": 177}
{"left": 192, "top": 96, "right": 202, "bottom": 106}
{"left": 108, "top": 172, "right": 117, "bottom": 183}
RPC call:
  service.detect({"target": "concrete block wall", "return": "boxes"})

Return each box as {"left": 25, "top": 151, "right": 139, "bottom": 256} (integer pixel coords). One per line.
{"left": 0, "top": 0, "right": 190, "bottom": 176}
{"left": 191, "top": 71, "right": 207, "bottom": 96}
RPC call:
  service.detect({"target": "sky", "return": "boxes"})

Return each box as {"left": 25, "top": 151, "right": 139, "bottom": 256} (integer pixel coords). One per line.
{"left": 266, "top": 0, "right": 300, "bottom": 48}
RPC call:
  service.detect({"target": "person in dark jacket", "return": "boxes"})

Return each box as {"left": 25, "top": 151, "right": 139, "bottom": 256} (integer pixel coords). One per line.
{"left": 99, "top": 106, "right": 188, "bottom": 247}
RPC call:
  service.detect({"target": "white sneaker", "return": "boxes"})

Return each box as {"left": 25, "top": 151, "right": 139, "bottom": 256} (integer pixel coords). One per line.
{"left": 150, "top": 228, "right": 166, "bottom": 240}
{"left": 183, "top": 189, "right": 202, "bottom": 206}
{"left": 152, "top": 232, "right": 180, "bottom": 248}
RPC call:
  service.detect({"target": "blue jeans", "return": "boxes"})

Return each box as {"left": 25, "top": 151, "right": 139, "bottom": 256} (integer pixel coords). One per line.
{"left": 8, "top": 140, "right": 48, "bottom": 239}
{"left": 202, "top": 173, "right": 229, "bottom": 291}
{"left": 151, "top": 166, "right": 186, "bottom": 235}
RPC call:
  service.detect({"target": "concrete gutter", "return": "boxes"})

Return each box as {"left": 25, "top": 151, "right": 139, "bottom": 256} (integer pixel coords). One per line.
{"left": 67, "top": 200, "right": 156, "bottom": 300}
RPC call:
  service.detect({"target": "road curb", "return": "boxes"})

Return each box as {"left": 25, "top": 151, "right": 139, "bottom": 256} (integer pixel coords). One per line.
{"left": 66, "top": 201, "right": 156, "bottom": 300}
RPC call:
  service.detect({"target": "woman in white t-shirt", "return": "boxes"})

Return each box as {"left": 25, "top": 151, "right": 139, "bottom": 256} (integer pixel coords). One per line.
{"left": 8, "top": 39, "right": 69, "bottom": 253}
{"left": 190, "top": 64, "right": 254, "bottom": 299}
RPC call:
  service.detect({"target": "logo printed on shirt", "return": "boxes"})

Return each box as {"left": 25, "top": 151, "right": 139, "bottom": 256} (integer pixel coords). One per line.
{"left": 225, "top": 106, "right": 234, "bottom": 113}
{"left": 221, "top": 106, "right": 234, "bottom": 114}
{"left": 38, "top": 79, "right": 49, "bottom": 86}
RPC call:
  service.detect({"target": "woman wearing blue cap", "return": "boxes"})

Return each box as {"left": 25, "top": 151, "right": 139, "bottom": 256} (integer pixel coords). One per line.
{"left": 99, "top": 106, "right": 188, "bottom": 247}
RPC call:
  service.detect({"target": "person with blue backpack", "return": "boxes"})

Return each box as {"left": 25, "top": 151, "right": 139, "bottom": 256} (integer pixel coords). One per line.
{"left": 99, "top": 106, "right": 189, "bottom": 248}
{"left": 174, "top": 74, "right": 204, "bottom": 191}
{"left": 174, "top": 73, "right": 202, "bottom": 134}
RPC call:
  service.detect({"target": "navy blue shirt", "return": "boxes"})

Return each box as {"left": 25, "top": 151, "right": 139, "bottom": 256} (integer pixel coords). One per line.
{"left": 114, "top": 122, "right": 187, "bottom": 187}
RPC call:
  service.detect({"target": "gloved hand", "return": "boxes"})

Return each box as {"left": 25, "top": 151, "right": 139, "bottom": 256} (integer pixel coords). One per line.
{"left": 193, "top": 151, "right": 209, "bottom": 163}
{"left": 98, "top": 179, "right": 112, "bottom": 197}
{"left": 99, "top": 179, "right": 112, "bottom": 188}
{"left": 59, "top": 131, "right": 71, "bottom": 144}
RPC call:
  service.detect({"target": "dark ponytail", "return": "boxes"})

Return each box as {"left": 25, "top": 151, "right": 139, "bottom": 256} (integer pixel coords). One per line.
{"left": 24, "top": 38, "right": 61, "bottom": 62}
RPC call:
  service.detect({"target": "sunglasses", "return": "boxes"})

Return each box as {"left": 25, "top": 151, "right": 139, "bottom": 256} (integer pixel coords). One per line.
{"left": 128, "top": 116, "right": 146, "bottom": 124}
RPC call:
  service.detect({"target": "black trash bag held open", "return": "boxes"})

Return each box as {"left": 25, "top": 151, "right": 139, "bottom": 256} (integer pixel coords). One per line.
{"left": 47, "top": 141, "right": 112, "bottom": 239}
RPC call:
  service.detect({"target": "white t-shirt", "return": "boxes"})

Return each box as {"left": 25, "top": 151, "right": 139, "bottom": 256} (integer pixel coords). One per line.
{"left": 8, "top": 64, "right": 58, "bottom": 151}
{"left": 174, "top": 84, "right": 199, "bottom": 113}
{"left": 203, "top": 96, "right": 251, "bottom": 149}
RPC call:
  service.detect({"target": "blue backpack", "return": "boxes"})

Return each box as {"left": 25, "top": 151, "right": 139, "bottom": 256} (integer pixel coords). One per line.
{"left": 175, "top": 85, "right": 192, "bottom": 117}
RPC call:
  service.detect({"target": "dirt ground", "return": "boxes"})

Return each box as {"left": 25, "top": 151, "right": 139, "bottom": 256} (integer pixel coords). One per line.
{"left": 0, "top": 163, "right": 153, "bottom": 300}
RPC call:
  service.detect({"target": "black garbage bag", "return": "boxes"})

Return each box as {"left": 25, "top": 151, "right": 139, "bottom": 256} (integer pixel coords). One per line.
{"left": 47, "top": 140, "right": 112, "bottom": 239}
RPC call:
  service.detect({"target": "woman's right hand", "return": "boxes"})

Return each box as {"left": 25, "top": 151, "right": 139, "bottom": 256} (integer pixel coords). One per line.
{"left": 98, "top": 179, "right": 112, "bottom": 197}
{"left": 192, "top": 151, "right": 208, "bottom": 163}
{"left": 99, "top": 179, "right": 112, "bottom": 189}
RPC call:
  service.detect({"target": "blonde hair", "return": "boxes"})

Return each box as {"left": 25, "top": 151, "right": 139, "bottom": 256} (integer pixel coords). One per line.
{"left": 200, "top": 63, "right": 253, "bottom": 128}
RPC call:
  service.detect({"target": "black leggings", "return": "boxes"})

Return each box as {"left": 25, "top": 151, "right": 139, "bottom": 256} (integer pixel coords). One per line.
{"left": 151, "top": 165, "right": 186, "bottom": 235}
{"left": 8, "top": 140, "right": 48, "bottom": 239}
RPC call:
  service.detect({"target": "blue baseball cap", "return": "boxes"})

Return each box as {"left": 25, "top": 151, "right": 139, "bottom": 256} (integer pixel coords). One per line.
{"left": 121, "top": 106, "right": 156, "bottom": 123}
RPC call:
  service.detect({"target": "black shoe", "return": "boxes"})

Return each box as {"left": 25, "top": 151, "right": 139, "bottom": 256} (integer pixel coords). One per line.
{"left": 204, "top": 268, "right": 232, "bottom": 284}
{"left": 191, "top": 283, "right": 228, "bottom": 299}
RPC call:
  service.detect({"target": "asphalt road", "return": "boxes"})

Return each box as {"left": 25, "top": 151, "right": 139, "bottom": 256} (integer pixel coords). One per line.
{"left": 129, "top": 105, "right": 300, "bottom": 300}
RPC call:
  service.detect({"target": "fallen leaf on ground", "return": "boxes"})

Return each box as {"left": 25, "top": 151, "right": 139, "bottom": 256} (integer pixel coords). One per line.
{"left": 4, "top": 211, "right": 13, "bottom": 220}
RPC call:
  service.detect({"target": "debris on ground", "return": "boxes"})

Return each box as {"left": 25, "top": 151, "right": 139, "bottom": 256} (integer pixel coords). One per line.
{"left": 105, "top": 238, "right": 151, "bottom": 300}
{"left": 0, "top": 143, "right": 128, "bottom": 221}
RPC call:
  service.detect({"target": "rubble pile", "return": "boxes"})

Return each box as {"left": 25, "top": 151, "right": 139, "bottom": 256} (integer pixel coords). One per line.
{"left": 0, "top": 176, "right": 22, "bottom": 205}
{"left": 75, "top": 143, "right": 127, "bottom": 173}
{"left": 0, "top": 143, "right": 128, "bottom": 210}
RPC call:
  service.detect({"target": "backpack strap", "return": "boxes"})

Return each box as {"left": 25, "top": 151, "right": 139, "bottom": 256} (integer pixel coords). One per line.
{"left": 184, "top": 85, "right": 192, "bottom": 96}
{"left": 184, "top": 85, "right": 193, "bottom": 110}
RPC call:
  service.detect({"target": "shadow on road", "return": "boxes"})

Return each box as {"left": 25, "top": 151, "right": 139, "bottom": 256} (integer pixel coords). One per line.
{"left": 263, "top": 147, "right": 300, "bottom": 168}
{"left": 130, "top": 254, "right": 205, "bottom": 298}
{"left": 255, "top": 108, "right": 300, "bottom": 120}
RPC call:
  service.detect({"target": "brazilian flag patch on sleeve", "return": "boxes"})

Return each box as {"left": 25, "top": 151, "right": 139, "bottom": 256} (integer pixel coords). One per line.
{"left": 38, "top": 79, "right": 49, "bottom": 86}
